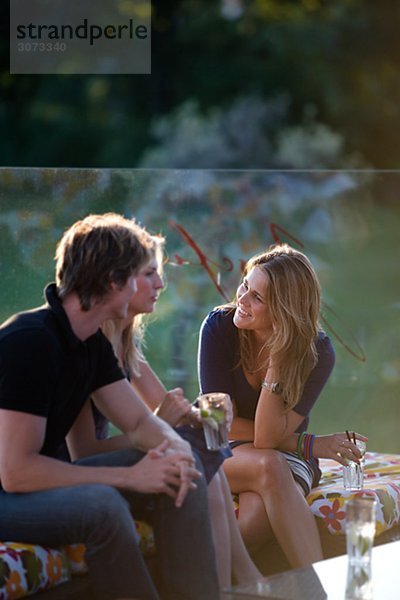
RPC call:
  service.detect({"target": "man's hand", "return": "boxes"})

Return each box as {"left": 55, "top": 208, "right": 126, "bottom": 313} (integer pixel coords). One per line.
{"left": 163, "top": 434, "right": 202, "bottom": 506}
{"left": 129, "top": 440, "right": 201, "bottom": 507}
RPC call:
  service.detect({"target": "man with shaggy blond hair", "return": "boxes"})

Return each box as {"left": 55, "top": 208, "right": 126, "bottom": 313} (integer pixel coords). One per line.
{"left": 0, "top": 213, "right": 218, "bottom": 600}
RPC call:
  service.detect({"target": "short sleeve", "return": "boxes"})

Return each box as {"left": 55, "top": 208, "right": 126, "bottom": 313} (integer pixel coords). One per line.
{"left": 89, "top": 331, "right": 125, "bottom": 392}
{"left": 197, "top": 310, "right": 237, "bottom": 398}
{"left": 294, "top": 333, "right": 336, "bottom": 417}
{"left": 0, "top": 329, "right": 61, "bottom": 417}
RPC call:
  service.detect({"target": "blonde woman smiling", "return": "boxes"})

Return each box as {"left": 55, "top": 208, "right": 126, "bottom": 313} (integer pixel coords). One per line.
{"left": 198, "top": 244, "right": 363, "bottom": 568}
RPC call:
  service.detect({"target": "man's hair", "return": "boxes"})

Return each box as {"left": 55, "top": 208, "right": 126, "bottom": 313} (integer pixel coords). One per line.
{"left": 55, "top": 213, "right": 151, "bottom": 311}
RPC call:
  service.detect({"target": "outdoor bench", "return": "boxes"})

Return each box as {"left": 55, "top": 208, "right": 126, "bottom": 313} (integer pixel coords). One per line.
{"left": 1, "top": 451, "right": 400, "bottom": 599}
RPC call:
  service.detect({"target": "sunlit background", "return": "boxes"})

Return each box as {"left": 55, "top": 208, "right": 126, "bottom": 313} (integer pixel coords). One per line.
{"left": 1, "top": 1, "right": 399, "bottom": 451}
{"left": 1, "top": 1, "right": 400, "bottom": 169}
{"left": 0, "top": 168, "right": 399, "bottom": 452}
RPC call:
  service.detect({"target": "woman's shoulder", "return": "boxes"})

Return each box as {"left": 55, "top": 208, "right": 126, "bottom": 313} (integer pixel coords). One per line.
{"left": 201, "top": 306, "right": 235, "bottom": 331}
{"left": 315, "top": 330, "right": 336, "bottom": 363}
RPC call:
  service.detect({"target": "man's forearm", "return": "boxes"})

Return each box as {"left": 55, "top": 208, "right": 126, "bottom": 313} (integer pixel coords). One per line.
{"left": 1, "top": 453, "right": 129, "bottom": 493}
{"left": 124, "top": 412, "right": 190, "bottom": 454}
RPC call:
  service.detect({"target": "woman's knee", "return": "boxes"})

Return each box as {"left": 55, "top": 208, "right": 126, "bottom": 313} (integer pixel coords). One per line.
{"left": 252, "top": 450, "right": 291, "bottom": 488}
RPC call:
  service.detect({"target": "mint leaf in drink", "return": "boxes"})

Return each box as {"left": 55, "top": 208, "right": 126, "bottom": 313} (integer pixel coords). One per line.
{"left": 210, "top": 407, "right": 225, "bottom": 424}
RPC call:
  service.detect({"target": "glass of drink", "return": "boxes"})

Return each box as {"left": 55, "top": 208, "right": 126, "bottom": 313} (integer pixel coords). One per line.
{"left": 345, "top": 497, "right": 376, "bottom": 599}
{"left": 343, "top": 439, "right": 367, "bottom": 491}
{"left": 197, "top": 392, "right": 230, "bottom": 451}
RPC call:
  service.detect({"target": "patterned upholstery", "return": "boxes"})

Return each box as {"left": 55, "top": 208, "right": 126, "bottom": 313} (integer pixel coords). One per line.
{"left": 308, "top": 451, "right": 400, "bottom": 536}
{"left": 0, "top": 543, "right": 70, "bottom": 600}
{"left": 1, "top": 452, "right": 400, "bottom": 599}
{"left": 0, "top": 521, "right": 154, "bottom": 599}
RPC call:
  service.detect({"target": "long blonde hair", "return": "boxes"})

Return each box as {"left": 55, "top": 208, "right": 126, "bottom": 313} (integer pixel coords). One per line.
{"left": 237, "top": 244, "right": 321, "bottom": 411}
{"left": 101, "top": 231, "right": 166, "bottom": 378}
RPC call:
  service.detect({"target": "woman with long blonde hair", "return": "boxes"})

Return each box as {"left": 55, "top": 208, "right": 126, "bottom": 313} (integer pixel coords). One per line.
{"left": 67, "top": 231, "right": 261, "bottom": 591}
{"left": 198, "top": 244, "right": 365, "bottom": 567}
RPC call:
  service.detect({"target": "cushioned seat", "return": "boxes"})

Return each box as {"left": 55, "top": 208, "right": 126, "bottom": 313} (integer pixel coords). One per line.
{"left": 309, "top": 451, "right": 400, "bottom": 537}
{"left": 0, "top": 521, "right": 154, "bottom": 599}
{"left": 1, "top": 452, "right": 400, "bottom": 598}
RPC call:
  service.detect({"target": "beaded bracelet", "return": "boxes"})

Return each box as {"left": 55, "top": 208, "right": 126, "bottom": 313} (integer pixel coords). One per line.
{"left": 309, "top": 434, "right": 315, "bottom": 460}
{"left": 296, "top": 432, "right": 316, "bottom": 460}
{"left": 303, "top": 433, "right": 316, "bottom": 461}
{"left": 297, "top": 432, "right": 306, "bottom": 459}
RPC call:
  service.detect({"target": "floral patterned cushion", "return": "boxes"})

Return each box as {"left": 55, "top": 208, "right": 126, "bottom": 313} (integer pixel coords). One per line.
{"left": 308, "top": 451, "right": 400, "bottom": 536}
{"left": 232, "top": 451, "right": 400, "bottom": 540}
{"left": 1, "top": 452, "right": 399, "bottom": 599}
{"left": 0, "top": 518, "right": 155, "bottom": 599}
{"left": 0, "top": 542, "right": 70, "bottom": 600}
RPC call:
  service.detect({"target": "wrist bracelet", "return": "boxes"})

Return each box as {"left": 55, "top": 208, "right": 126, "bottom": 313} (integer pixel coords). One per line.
{"left": 297, "top": 432, "right": 306, "bottom": 459}
{"left": 309, "top": 434, "right": 315, "bottom": 460}
{"left": 261, "top": 381, "right": 282, "bottom": 394}
{"left": 303, "top": 433, "right": 316, "bottom": 461}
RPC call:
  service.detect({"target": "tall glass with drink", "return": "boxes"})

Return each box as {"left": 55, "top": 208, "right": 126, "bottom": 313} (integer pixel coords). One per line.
{"left": 345, "top": 497, "right": 377, "bottom": 600}
{"left": 197, "top": 392, "right": 231, "bottom": 451}
{"left": 343, "top": 439, "right": 367, "bottom": 491}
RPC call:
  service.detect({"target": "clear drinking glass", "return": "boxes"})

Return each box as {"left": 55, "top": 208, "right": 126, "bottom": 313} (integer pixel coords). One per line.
{"left": 197, "top": 392, "right": 230, "bottom": 451}
{"left": 345, "top": 497, "right": 376, "bottom": 599}
{"left": 343, "top": 439, "right": 367, "bottom": 491}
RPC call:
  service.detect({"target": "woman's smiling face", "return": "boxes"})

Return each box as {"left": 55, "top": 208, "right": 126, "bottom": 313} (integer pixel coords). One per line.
{"left": 233, "top": 266, "right": 274, "bottom": 336}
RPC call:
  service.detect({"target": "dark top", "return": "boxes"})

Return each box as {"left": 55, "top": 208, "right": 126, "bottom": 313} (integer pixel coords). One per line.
{"left": 0, "top": 284, "right": 125, "bottom": 459}
{"left": 198, "top": 308, "right": 335, "bottom": 434}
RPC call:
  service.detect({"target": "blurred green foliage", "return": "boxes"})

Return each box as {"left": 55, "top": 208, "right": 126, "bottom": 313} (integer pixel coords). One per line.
{"left": 2, "top": 0, "right": 400, "bottom": 167}
{"left": 0, "top": 167, "right": 399, "bottom": 453}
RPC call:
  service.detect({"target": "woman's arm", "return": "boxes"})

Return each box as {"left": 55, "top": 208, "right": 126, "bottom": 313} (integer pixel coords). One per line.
{"left": 254, "top": 336, "right": 336, "bottom": 449}
{"left": 66, "top": 361, "right": 164, "bottom": 460}
{"left": 252, "top": 366, "right": 304, "bottom": 448}
{"left": 131, "top": 360, "right": 193, "bottom": 427}
{"left": 131, "top": 360, "right": 166, "bottom": 410}
{"left": 68, "top": 361, "right": 195, "bottom": 462}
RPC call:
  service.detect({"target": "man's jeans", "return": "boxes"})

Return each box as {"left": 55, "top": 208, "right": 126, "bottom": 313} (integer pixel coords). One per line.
{"left": 0, "top": 448, "right": 219, "bottom": 599}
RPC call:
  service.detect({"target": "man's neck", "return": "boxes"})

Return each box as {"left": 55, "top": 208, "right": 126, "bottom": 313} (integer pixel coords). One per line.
{"left": 61, "top": 293, "right": 104, "bottom": 341}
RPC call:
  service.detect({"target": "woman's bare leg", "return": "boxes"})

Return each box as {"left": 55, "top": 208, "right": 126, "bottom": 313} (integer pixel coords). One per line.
{"left": 224, "top": 445, "right": 323, "bottom": 568}
{"left": 236, "top": 491, "right": 273, "bottom": 553}
{"left": 217, "top": 470, "right": 262, "bottom": 584}
{"left": 207, "top": 473, "right": 232, "bottom": 589}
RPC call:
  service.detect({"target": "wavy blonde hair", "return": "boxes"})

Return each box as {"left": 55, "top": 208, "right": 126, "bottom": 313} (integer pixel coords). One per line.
{"left": 237, "top": 244, "right": 321, "bottom": 411}
{"left": 101, "top": 231, "right": 166, "bottom": 378}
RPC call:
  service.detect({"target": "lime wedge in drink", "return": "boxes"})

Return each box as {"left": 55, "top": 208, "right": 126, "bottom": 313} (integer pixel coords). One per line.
{"left": 200, "top": 408, "right": 211, "bottom": 418}
{"left": 210, "top": 407, "right": 225, "bottom": 424}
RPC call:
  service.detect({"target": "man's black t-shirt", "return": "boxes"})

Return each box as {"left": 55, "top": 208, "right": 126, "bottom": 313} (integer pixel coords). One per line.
{"left": 0, "top": 284, "right": 124, "bottom": 458}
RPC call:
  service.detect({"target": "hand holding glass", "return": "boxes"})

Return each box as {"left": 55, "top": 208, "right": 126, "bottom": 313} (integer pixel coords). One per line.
{"left": 197, "top": 392, "right": 231, "bottom": 451}
{"left": 343, "top": 439, "right": 367, "bottom": 491}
